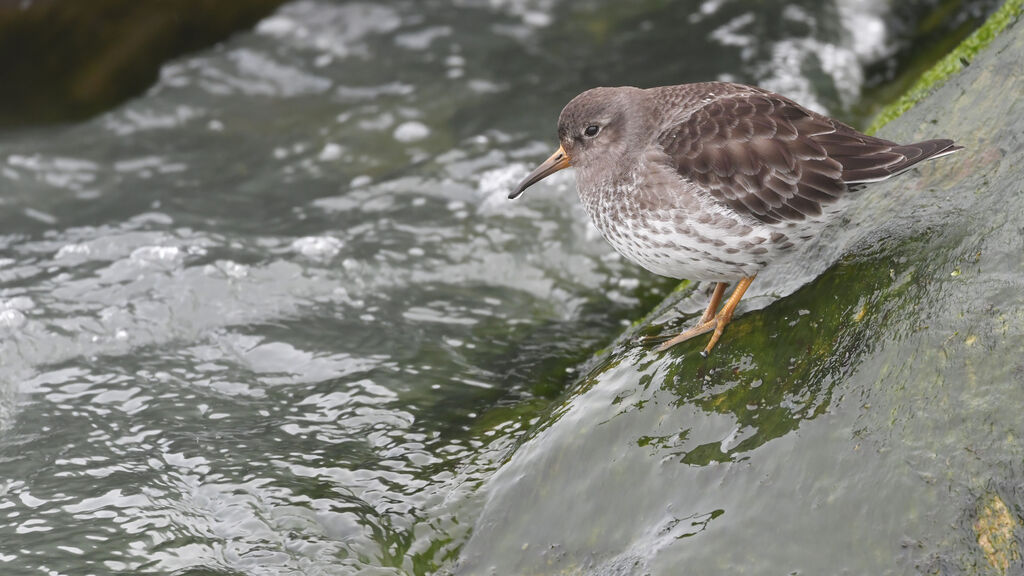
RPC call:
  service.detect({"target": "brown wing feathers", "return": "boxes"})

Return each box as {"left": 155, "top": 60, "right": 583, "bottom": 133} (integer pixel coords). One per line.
{"left": 661, "top": 91, "right": 960, "bottom": 224}
{"left": 834, "top": 135, "right": 961, "bottom": 183}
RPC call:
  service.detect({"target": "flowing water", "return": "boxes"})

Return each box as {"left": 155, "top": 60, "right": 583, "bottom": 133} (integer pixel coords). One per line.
{"left": 0, "top": 0, "right": 1009, "bottom": 574}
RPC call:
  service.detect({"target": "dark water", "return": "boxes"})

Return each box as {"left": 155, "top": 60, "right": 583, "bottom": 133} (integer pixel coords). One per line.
{"left": 0, "top": 0, "right": 1007, "bottom": 574}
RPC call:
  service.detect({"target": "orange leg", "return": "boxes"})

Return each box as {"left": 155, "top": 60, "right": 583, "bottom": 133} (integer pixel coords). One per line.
{"left": 697, "top": 282, "right": 728, "bottom": 324}
{"left": 638, "top": 282, "right": 725, "bottom": 346}
{"left": 656, "top": 275, "right": 757, "bottom": 356}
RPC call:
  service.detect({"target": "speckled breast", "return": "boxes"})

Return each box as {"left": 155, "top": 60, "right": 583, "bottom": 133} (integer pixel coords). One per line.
{"left": 575, "top": 169, "right": 791, "bottom": 282}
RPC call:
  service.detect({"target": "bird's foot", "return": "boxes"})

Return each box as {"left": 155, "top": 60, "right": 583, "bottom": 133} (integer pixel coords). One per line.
{"left": 643, "top": 275, "right": 755, "bottom": 357}
{"left": 652, "top": 292, "right": 743, "bottom": 356}
{"left": 653, "top": 317, "right": 719, "bottom": 354}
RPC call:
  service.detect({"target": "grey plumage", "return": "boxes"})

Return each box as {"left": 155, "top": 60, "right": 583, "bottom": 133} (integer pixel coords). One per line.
{"left": 510, "top": 82, "right": 962, "bottom": 353}
{"left": 513, "top": 82, "right": 961, "bottom": 279}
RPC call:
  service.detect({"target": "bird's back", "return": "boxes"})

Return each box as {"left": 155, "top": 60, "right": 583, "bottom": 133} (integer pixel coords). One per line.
{"left": 578, "top": 82, "right": 961, "bottom": 281}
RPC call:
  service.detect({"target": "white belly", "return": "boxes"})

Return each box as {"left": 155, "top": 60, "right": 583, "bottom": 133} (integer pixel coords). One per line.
{"left": 578, "top": 179, "right": 779, "bottom": 282}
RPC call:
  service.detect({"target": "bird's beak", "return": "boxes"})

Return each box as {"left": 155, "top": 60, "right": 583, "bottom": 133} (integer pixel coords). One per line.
{"left": 509, "top": 145, "right": 571, "bottom": 199}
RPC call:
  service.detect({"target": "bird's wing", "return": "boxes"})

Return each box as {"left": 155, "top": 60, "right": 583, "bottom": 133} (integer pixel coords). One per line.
{"left": 658, "top": 91, "right": 957, "bottom": 224}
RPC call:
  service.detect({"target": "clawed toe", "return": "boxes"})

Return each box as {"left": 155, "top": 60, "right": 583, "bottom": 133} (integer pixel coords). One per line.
{"left": 647, "top": 275, "right": 757, "bottom": 356}
{"left": 654, "top": 318, "right": 718, "bottom": 352}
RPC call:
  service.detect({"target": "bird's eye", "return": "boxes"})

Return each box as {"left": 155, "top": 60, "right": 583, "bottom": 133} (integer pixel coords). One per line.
{"left": 583, "top": 125, "right": 600, "bottom": 138}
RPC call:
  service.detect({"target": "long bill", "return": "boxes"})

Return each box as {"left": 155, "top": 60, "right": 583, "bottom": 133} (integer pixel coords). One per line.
{"left": 509, "top": 145, "right": 571, "bottom": 199}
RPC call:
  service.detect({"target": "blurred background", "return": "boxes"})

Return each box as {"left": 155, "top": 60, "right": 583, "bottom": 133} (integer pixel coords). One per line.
{"left": 0, "top": 0, "right": 1005, "bottom": 574}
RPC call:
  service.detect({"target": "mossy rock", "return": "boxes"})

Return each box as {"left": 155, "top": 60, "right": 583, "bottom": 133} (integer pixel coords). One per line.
{"left": 454, "top": 9, "right": 1024, "bottom": 576}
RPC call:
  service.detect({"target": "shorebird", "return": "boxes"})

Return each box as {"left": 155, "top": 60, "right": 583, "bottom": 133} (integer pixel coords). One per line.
{"left": 510, "top": 82, "right": 961, "bottom": 355}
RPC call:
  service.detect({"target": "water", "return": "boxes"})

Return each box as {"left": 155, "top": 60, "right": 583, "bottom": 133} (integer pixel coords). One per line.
{"left": 0, "top": 0, "right": 1008, "bottom": 574}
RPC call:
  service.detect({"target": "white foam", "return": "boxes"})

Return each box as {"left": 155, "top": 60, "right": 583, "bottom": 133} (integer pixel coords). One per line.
{"left": 318, "top": 142, "right": 343, "bottom": 162}
{"left": 0, "top": 294, "right": 31, "bottom": 328}
{"left": 56, "top": 243, "right": 91, "bottom": 259}
{"left": 291, "top": 236, "right": 343, "bottom": 259}
{"left": 394, "top": 26, "right": 452, "bottom": 50}
{"left": 350, "top": 174, "right": 372, "bottom": 188}
{"left": 204, "top": 260, "right": 250, "bottom": 279}
{"left": 0, "top": 309, "right": 25, "bottom": 328}
{"left": 256, "top": 15, "right": 300, "bottom": 37}
{"left": 130, "top": 246, "right": 182, "bottom": 264}
{"left": 709, "top": 13, "right": 756, "bottom": 49}
{"left": 24, "top": 208, "right": 57, "bottom": 225}
{"left": 522, "top": 11, "right": 552, "bottom": 27}
{"left": 478, "top": 164, "right": 528, "bottom": 211}
{"left": 393, "top": 121, "right": 430, "bottom": 143}
{"left": 4, "top": 297, "right": 34, "bottom": 310}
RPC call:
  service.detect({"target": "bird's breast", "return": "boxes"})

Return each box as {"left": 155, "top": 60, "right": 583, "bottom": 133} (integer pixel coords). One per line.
{"left": 575, "top": 166, "right": 784, "bottom": 282}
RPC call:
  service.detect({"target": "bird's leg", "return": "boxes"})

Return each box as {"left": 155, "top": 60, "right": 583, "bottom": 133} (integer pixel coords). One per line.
{"left": 656, "top": 275, "right": 756, "bottom": 355}
{"left": 653, "top": 282, "right": 728, "bottom": 350}
{"left": 697, "top": 282, "right": 728, "bottom": 324}
{"left": 639, "top": 282, "right": 726, "bottom": 346}
{"left": 698, "top": 275, "right": 755, "bottom": 356}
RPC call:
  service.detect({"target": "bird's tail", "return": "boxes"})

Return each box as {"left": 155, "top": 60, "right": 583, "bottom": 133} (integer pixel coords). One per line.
{"left": 842, "top": 139, "right": 962, "bottom": 185}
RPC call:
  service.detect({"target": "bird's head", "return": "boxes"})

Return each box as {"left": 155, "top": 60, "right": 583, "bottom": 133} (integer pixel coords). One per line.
{"left": 510, "top": 86, "right": 649, "bottom": 199}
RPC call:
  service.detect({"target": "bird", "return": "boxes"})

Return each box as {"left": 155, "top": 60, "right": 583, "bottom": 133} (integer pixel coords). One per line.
{"left": 509, "top": 82, "right": 961, "bottom": 356}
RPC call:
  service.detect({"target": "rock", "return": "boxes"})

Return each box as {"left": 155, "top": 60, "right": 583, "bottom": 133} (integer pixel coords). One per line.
{"left": 454, "top": 11, "right": 1024, "bottom": 576}
{"left": 974, "top": 493, "right": 1019, "bottom": 575}
{"left": 0, "top": 0, "right": 287, "bottom": 126}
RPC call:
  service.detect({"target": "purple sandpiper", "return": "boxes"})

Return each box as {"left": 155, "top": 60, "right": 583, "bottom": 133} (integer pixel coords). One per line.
{"left": 511, "top": 82, "right": 961, "bottom": 355}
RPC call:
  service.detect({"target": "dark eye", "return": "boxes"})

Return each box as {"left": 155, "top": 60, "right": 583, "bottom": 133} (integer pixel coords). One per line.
{"left": 583, "top": 125, "right": 600, "bottom": 137}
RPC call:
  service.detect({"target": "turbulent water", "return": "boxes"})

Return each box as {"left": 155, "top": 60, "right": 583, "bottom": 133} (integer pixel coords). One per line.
{"left": 0, "top": 0, "right": 1005, "bottom": 574}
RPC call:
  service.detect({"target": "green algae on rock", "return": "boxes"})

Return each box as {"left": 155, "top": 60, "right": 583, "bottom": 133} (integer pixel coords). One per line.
{"left": 454, "top": 16, "right": 1024, "bottom": 576}
{"left": 867, "top": 0, "right": 1023, "bottom": 133}
{"left": 974, "top": 493, "right": 1019, "bottom": 575}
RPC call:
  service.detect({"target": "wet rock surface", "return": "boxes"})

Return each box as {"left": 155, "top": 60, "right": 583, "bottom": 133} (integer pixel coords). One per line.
{"left": 456, "top": 17, "right": 1023, "bottom": 576}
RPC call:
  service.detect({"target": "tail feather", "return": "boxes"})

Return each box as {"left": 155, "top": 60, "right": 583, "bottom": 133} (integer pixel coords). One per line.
{"left": 841, "top": 139, "right": 962, "bottom": 184}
